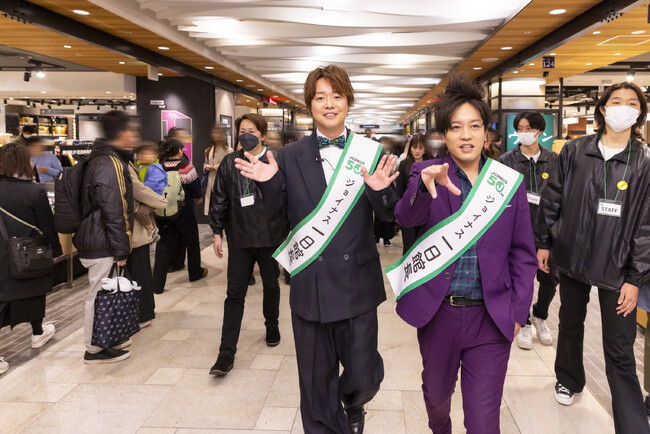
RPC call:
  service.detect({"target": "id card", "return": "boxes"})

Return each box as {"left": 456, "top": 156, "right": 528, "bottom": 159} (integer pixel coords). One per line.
{"left": 527, "top": 192, "right": 541, "bottom": 206}
{"left": 240, "top": 194, "right": 255, "bottom": 207}
{"left": 597, "top": 199, "right": 622, "bottom": 217}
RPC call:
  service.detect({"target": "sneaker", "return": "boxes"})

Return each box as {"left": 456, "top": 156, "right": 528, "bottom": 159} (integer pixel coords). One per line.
{"left": 383, "top": 240, "right": 391, "bottom": 247}
{"left": 31, "top": 323, "right": 56, "bottom": 349}
{"left": 0, "top": 357, "right": 8, "bottom": 375}
{"left": 190, "top": 267, "right": 208, "bottom": 282}
{"left": 139, "top": 320, "right": 152, "bottom": 329}
{"left": 516, "top": 324, "right": 533, "bottom": 350}
{"left": 209, "top": 353, "right": 234, "bottom": 376}
{"left": 112, "top": 338, "right": 132, "bottom": 350}
{"left": 531, "top": 315, "right": 553, "bottom": 346}
{"left": 83, "top": 348, "right": 130, "bottom": 364}
{"left": 266, "top": 326, "right": 281, "bottom": 347}
{"left": 554, "top": 382, "right": 574, "bottom": 406}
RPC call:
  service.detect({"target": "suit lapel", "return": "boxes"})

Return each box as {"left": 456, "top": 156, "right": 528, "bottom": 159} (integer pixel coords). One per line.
{"left": 296, "top": 132, "right": 327, "bottom": 207}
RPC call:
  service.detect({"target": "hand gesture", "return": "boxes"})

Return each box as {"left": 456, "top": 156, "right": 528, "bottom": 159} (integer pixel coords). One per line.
{"left": 235, "top": 151, "right": 278, "bottom": 182}
{"left": 420, "top": 163, "right": 461, "bottom": 199}
{"left": 537, "top": 249, "right": 550, "bottom": 273}
{"left": 361, "top": 155, "right": 399, "bottom": 191}
{"left": 213, "top": 234, "right": 223, "bottom": 259}
{"left": 617, "top": 283, "right": 638, "bottom": 317}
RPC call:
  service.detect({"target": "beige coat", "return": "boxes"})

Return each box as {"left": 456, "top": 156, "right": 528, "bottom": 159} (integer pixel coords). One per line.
{"left": 203, "top": 146, "right": 232, "bottom": 215}
{"left": 128, "top": 162, "right": 167, "bottom": 249}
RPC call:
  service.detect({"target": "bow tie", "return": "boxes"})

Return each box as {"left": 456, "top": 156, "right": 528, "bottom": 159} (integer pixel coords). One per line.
{"left": 317, "top": 135, "right": 346, "bottom": 149}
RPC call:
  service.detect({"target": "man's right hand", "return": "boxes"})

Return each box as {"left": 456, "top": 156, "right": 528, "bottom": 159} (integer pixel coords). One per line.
{"left": 234, "top": 151, "right": 278, "bottom": 182}
{"left": 213, "top": 234, "right": 224, "bottom": 259}
{"left": 537, "top": 249, "right": 550, "bottom": 273}
{"left": 114, "top": 259, "right": 127, "bottom": 266}
{"left": 420, "top": 163, "right": 461, "bottom": 199}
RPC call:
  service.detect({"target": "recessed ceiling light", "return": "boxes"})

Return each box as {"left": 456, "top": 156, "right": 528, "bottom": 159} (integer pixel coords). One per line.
{"left": 106, "top": 91, "right": 111, "bottom": 94}
{"left": 158, "top": 73, "right": 163, "bottom": 76}
{"left": 119, "top": 61, "right": 125, "bottom": 64}
{"left": 549, "top": 9, "right": 566, "bottom": 15}
{"left": 205, "top": 66, "right": 214, "bottom": 69}
{"left": 473, "top": 67, "right": 482, "bottom": 70}
{"left": 614, "top": 52, "right": 622, "bottom": 56}
{"left": 73, "top": 10, "right": 90, "bottom": 15}
{"left": 257, "top": 88, "right": 264, "bottom": 91}
{"left": 586, "top": 63, "right": 593, "bottom": 65}
{"left": 632, "top": 30, "right": 646, "bottom": 35}
{"left": 529, "top": 63, "right": 535, "bottom": 66}
{"left": 41, "top": 91, "right": 46, "bottom": 94}
{"left": 593, "top": 31, "right": 601, "bottom": 34}
{"left": 550, "top": 52, "right": 556, "bottom": 55}
{"left": 64, "top": 45, "right": 72, "bottom": 49}
{"left": 513, "top": 71, "right": 519, "bottom": 74}
{"left": 272, "top": 95, "right": 278, "bottom": 98}
{"left": 501, "top": 46, "right": 513, "bottom": 50}
{"left": 236, "top": 79, "right": 243, "bottom": 82}
{"left": 158, "top": 46, "right": 169, "bottom": 50}
{"left": 81, "top": 96, "right": 86, "bottom": 99}
{"left": 481, "top": 57, "right": 498, "bottom": 62}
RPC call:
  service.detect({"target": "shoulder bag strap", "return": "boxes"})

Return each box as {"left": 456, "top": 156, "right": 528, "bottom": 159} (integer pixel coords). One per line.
{"left": 0, "top": 208, "right": 9, "bottom": 242}
{"left": 0, "top": 206, "right": 44, "bottom": 236}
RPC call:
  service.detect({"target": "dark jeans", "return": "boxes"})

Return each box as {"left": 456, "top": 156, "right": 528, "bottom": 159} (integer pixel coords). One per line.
{"left": 219, "top": 246, "right": 281, "bottom": 356}
{"left": 555, "top": 273, "right": 649, "bottom": 434}
{"left": 526, "top": 265, "right": 559, "bottom": 324}
{"left": 127, "top": 243, "right": 155, "bottom": 323}
{"left": 153, "top": 219, "right": 203, "bottom": 293}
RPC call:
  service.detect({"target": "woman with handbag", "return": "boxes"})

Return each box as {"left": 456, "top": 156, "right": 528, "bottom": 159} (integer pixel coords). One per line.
{"left": 0, "top": 143, "right": 62, "bottom": 375}
{"left": 203, "top": 126, "right": 232, "bottom": 216}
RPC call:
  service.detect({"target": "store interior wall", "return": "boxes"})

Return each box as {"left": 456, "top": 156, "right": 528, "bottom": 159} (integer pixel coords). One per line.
{"left": 215, "top": 89, "right": 235, "bottom": 147}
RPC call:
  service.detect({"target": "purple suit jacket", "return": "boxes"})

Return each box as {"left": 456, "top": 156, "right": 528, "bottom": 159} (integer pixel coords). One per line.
{"left": 394, "top": 155, "right": 537, "bottom": 341}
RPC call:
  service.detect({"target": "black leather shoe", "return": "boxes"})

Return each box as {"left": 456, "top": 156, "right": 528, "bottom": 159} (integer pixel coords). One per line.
{"left": 346, "top": 407, "right": 366, "bottom": 434}
{"left": 645, "top": 395, "right": 650, "bottom": 416}
{"left": 266, "top": 326, "right": 281, "bottom": 347}
{"left": 209, "top": 353, "right": 234, "bottom": 376}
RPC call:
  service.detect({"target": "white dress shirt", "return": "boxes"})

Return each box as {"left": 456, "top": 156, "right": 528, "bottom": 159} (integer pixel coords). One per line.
{"left": 317, "top": 128, "right": 347, "bottom": 184}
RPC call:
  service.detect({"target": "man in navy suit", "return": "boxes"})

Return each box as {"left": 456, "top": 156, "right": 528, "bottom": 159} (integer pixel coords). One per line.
{"left": 235, "top": 65, "right": 398, "bottom": 434}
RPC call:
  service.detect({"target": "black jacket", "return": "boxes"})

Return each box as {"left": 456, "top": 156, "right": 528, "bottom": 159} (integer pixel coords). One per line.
{"left": 499, "top": 145, "right": 559, "bottom": 222}
{"left": 258, "top": 131, "right": 398, "bottom": 323}
{"left": 74, "top": 140, "right": 134, "bottom": 261}
{"left": 534, "top": 134, "right": 650, "bottom": 290}
{"left": 0, "top": 176, "right": 62, "bottom": 302}
{"left": 209, "top": 148, "right": 289, "bottom": 248}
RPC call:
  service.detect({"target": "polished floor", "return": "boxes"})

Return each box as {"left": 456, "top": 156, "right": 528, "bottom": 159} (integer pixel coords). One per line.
{"left": 0, "top": 235, "right": 629, "bottom": 433}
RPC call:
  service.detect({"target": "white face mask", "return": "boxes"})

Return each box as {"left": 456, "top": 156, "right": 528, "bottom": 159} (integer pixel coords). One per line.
{"left": 517, "top": 131, "right": 538, "bottom": 146}
{"left": 604, "top": 105, "right": 640, "bottom": 132}
{"left": 427, "top": 139, "right": 444, "bottom": 149}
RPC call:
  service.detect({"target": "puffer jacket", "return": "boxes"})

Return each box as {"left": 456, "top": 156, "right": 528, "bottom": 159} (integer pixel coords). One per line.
{"left": 73, "top": 139, "right": 134, "bottom": 260}
{"left": 209, "top": 148, "right": 289, "bottom": 248}
{"left": 499, "top": 145, "right": 559, "bottom": 222}
{"left": 534, "top": 133, "right": 650, "bottom": 290}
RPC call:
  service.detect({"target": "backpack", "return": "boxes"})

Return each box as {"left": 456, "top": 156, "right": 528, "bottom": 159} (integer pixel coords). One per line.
{"left": 155, "top": 169, "right": 185, "bottom": 219}
{"left": 54, "top": 156, "right": 90, "bottom": 234}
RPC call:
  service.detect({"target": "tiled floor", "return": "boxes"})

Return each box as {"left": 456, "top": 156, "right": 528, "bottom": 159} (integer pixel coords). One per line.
{"left": 0, "top": 233, "right": 637, "bottom": 433}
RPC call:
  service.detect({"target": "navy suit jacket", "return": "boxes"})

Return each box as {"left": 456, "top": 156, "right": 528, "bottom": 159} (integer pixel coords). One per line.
{"left": 259, "top": 130, "right": 398, "bottom": 323}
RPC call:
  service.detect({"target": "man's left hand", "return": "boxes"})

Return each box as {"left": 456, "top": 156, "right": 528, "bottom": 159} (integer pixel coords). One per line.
{"left": 617, "top": 283, "right": 639, "bottom": 317}
{"left": 514, "top": 322, "right": 522, "bottom": 338}
{"left": 361, "top": 155, "right": 399, "bottom": 191}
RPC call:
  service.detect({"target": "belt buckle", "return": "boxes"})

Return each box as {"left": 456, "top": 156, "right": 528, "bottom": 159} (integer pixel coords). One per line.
{"left": 449, "top": 296, "right": 461, "bottom": 307}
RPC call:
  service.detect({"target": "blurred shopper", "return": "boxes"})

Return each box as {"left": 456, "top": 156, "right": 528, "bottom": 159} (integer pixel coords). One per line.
{"left": 15, "top": 125, "right": 36, "bottom": 146}
{"left": 487, "top": 127, "right": 503, "bottom": 152}
{"left": 208, "top": 113, "right": 289, "bottom": 376}
{"left": 0, "top": 143, "right": 61, "bottom": 375}
{"left": 203, "top": 126, "right": 232, "bottom": 216}
{"left": 535, "top": 82, "right": 650, "bottom": 433}
{"left": 395, "top": 133, "right": 429, "bottom": 255}
{"left": 26, "top": 136, "right": 63, "bottom": 183}
{"left": 425, "top": 129, "right": 447, "bottom": 159}
{"left": 75, "top": 110, "right": 134, "bottom": 364}
{"left": 165, "top": 127, "right": 190, "bottom": 272}
{"left": 394, "top": 74, "right": 536, "bottom": 433}
{"left": 152, "top": 139, "right": 207, "bottom": 294}
{"left": 127, "top": 142, "right": 167, "bottom": 329}
{"left": 375, "top": 137, "right": 397, "bottom": 246}
{"left": 499, "top": 111, "right": 559, "bottom": 350}
{"left": 235, "top": 64, "right": 398, "bottom": 434}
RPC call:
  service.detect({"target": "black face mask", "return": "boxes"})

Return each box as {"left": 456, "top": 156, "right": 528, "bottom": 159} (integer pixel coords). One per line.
{"left": 239, "top": 133, "right": 259, "bottom": 151}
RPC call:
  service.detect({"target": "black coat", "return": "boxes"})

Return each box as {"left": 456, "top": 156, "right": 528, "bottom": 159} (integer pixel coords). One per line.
{"left": 209, "top": 149, "right": 289, "bottom": 248}
{"left": 74, "top": 140, "right": 134, "bottom": 261}
{"left": 499, "top": 145, "right": 559, "bottom": 222}
{"left": 0, "top": 176, "right": 62, "bottom": 302}
{"left": 259, "top": 131, "right": 398, "bottom": 323}
{"left": 534, "top": 134, "right": 650, "bottom": 290}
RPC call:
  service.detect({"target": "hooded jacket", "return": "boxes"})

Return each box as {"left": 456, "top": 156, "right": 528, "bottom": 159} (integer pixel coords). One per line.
{"left": 534, "top": 134, "right": 650, "bottom": 290}
{"left": 73, "top": 139, "right": 134, "bottom": 260}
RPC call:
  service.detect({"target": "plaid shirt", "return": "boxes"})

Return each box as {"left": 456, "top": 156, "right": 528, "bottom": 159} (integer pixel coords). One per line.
{"left": 446, "top": 160, "right": 484, "bottom": 300}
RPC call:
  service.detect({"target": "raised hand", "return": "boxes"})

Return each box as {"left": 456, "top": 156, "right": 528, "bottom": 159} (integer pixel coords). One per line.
{"left": 420, "top": 163, "right": 461, "bottom": 199}
{"left": 234, "top": 151, "right": 278, "bottom": 182}
{"left": 361, "top": 155, "right": 399, "bottom": 191}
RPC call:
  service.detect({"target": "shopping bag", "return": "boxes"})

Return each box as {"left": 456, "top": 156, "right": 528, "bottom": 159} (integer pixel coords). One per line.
{"left": 91, "top": 264, "right": 142, "bottom": 348}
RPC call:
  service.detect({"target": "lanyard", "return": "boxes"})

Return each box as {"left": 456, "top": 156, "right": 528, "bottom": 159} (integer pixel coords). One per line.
{"left": 528, "top": 159, "right": 538, "bottom": 194}
{"left": 601, "top": 138, "right": 631, "bottom": 201}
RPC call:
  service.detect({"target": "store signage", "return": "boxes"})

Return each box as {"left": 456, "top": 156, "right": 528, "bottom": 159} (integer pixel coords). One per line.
{"left": 360, "top": 124, "right": 380, "bottom": 129}
{"left": 264, "top": 97, "right": 278, "bottom": 106}
{"left": 162, "top": 110, "right": 193, "bottom": 162}
{"left": 542, "top": 56, "right": 555, "bottom": 69}
{"left": 40, "top": 109, "right": 74, "bottom": 115}
{"left": 150, "top": 100, "right": 165, "bottom": 106}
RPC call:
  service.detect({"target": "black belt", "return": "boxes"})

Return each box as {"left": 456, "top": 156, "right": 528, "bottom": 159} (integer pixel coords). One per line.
{"left": 444, "top": 296, "right": 485, "bottom": 307}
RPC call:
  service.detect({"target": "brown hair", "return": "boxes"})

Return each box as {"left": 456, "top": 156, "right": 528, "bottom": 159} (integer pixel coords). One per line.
{"left": 304, "top": 65, "right": 355, "bottom": 115}
{"left": 235, "top": 113, "right": 268, "bottom": 137}
{"left": 594, "top": 81, "right": 648, "bottom": 135}
{"left": 404, "top": 134, "right": 430, "bottom": 175}
{"left": 433, "top": 73, "right": 490, "bottom": 134}
{"left": 0, "top": 142, "right": 35, "bottom": 179}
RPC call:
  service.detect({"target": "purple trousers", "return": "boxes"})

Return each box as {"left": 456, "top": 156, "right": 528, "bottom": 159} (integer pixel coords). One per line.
{"left": 417, "top": 302, "right": 511, "bottom": 434}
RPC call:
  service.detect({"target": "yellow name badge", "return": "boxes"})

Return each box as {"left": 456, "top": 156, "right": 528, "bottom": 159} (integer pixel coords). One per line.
{"left": 541, "top": 172, "right": 549, "bottom": 180}
{"left": 617, "top": 180, "right": 628, "bottom": 191}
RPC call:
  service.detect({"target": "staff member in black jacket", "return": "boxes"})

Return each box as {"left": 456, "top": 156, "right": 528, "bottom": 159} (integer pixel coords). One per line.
{"left": 208, "top": 113, "right": 289, "bottom": 376}
{"left": 535, "top": 82, "right": 650, "bottom": 434}
{"left": 499, "top": 111, "right": 558, "bottom": 350}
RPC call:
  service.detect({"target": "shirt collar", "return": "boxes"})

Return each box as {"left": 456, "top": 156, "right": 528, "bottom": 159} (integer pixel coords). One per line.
{"left": 454, "top": 155, "right": 485, "bottom": 181}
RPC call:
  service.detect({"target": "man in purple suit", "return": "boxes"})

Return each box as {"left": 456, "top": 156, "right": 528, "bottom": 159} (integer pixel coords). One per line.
{"left": 392, "top": 75, "right": 537, "bottom": 433}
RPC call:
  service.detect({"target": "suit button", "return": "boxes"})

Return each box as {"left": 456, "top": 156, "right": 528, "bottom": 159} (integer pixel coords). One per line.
{"left": 445, "top": 272, "right": 450, "bottom": 279}
{"left": 318, "top": 256, "right": 323, "bottom": 262}
{"left": 343, "top": 254, "right": 350, "bottom": 260}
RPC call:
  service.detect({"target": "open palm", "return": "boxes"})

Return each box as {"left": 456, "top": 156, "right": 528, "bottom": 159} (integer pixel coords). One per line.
{"left": 361, "top": 155, "right": 399, "bottom": 191}
{"left": 234, "top": 151, "right": 279, "bottom": 182}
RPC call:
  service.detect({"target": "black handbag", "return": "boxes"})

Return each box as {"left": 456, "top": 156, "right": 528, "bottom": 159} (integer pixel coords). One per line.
{"left": 91, "top": 264, "right": 141, "bottom": 349}
{"left": 0, "top": 206, "right": 53, "bottom": 280}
